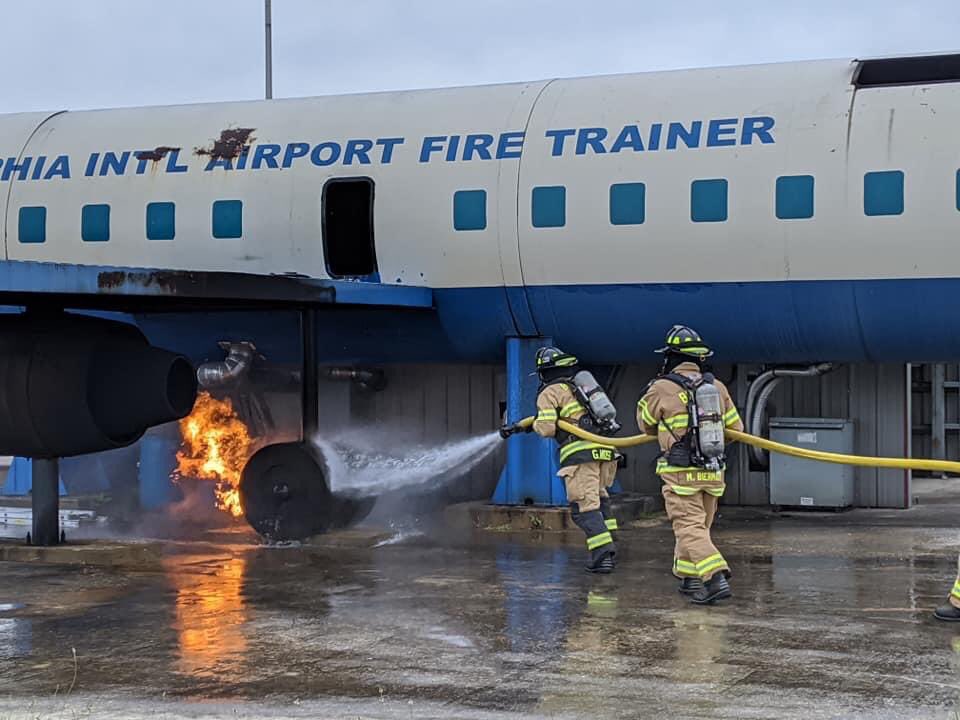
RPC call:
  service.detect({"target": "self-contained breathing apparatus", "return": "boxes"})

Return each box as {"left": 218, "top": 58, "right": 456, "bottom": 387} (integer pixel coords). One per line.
{"left": 660, "top": 372, "right": 726, "bottom": 471}
{"left": 569, "top": 370, "right": 622, "bottom": 436}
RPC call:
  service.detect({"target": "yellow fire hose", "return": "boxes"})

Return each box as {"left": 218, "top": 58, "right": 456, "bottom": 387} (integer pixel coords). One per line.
{"left": 511, "top": 416, "right": 960, "bottom": 475}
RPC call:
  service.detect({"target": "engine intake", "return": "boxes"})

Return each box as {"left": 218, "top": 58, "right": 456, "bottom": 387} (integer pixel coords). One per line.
{"left": 0, "top": 313, "right": 198, "bottom": 457}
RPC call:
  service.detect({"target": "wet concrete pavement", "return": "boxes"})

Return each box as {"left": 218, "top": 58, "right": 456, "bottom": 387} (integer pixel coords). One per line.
{"left": 2, "top": 504, "right": 960, "bottom": 719}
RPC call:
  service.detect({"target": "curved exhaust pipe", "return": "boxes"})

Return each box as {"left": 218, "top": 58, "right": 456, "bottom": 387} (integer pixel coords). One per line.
{"left": 197, "top": 342, "right": 256, "bottom": 388}
{"left": 746, "top": 363, "right": 835, "bottom": 469}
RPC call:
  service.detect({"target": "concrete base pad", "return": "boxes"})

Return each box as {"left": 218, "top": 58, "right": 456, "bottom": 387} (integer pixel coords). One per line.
{"left": 459, "top": 491, "right": 661, "bottom": 532}
{"left": 0, "top": 538, "right": 164, "bottom": 568}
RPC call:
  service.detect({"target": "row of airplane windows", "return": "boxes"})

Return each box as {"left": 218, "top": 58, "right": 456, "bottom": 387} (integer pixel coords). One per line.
{"left": 455, "top": 171, "right": 920, "bottom": 230}
{"left": 12, "top": 169, "right": 951, "bottom": 244}
{"left": 17, "top": 201, "right": 242, "bottom": 243}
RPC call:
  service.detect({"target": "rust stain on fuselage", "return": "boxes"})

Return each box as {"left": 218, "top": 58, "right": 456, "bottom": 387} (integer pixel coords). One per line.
{"left": 194, "top": 128, "right": 256, "bottom": 160}
{"left": 135, "top": 146, "right": 180, "bottom": 163}
{"left": 97, "top": 270, "right": 183, "bottom": 293}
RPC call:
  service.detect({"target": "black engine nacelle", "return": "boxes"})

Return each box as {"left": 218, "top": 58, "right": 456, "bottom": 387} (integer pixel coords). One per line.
{"left": 0, "top": 313, "right": 198, "bottom": 458}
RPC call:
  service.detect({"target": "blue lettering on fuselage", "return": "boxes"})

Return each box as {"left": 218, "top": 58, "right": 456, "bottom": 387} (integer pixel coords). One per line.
{"left": 0, "top": 117, "right": 774, "bottom": 182}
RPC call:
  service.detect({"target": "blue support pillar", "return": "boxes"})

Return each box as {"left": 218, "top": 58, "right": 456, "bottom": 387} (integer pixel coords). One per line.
{"left": 138, "top": 430, "right": 181, "bottom": 509}
{"left": 2, "top": 458, "right": 66, "bottom": 496}
{"left": 492, "top": 337, "right": 566, "bottom": 506}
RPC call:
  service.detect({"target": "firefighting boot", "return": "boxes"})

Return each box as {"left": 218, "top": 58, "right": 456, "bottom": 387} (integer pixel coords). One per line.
{"left": 586, "top": 555, "right": 615, "bottom": 574}
{"left": 934, "top": 604, "right": 960, "bottom": 622}
{"left": 572, "top": 506, "right": 617, "bottom": 573}
{"left": 678, "top": 577, "right": 704, "bottom": 595}
{"left": 690, "top": 573, "right": 732, "bottom": 605}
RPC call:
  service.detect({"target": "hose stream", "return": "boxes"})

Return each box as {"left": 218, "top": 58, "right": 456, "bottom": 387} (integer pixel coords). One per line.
{"left": 511, "top": 417, "right": 960, "bottom": 475}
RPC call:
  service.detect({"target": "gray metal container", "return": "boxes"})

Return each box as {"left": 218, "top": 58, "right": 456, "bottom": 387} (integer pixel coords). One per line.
{"left": 769, "top": 417, "right": 854, "bottom": 509}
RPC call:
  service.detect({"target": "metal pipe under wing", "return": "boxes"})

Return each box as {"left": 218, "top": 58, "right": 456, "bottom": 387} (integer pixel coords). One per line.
{"left": 197, "top": 342, "right": 256, "bottom": 388}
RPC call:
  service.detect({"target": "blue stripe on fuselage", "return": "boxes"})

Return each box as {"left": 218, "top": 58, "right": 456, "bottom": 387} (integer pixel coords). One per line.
{"left": 519, "top": 277, "right": 959, "bottom": 363}
{"left": 137, "top": 278, "right": 960, "bottom": 365}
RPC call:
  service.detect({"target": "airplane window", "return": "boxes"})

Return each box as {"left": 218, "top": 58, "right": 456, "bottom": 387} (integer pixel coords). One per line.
{"left": 776, "top": 175, "right": 815, "bottom": 220}
{"left": 453, "top": 190, "right": 487, "bottom": 231}
{"left": 532, "top": 186, "right": 566, "bottom": 228}
{"left": 863, "top": 171, "right": 904, "bottom": 216}
{"left": 82, "top": 204, "right": 110, "bottom": 242}
{"left": 323, "top": 178, "right": 377, "bottom": 278}
{"left": 18, "top": 206, "right": 46, "bottom": 244}
{"left": 146, "top": 202, "right": 175, "bottom": 240}
{"left": 609, "top": 182, "right": 646, "bottom": 225}
{"left": 212, "top": 200, "right": 243, "bottom": 239}
{"left": 691, "top": 179, "right": 728, "bottom": 222}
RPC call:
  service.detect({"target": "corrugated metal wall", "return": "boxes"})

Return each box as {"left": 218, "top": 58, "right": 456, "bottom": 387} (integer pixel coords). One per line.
{"left": 911, "top": 364, "right": 960, "bottom": 462}
{"left": 318, "top": 362, "right": 912, "bottom": 509}
{"left": 343, "top": 365, "right": 507, "bottom": 502}
{"left": 722, "top": 364, "right": 910, "bottom": 509}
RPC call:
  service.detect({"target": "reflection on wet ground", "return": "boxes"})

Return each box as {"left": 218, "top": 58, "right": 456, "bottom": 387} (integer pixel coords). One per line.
{"left": 2, "top": 508, "right": 960, "bottom": 718}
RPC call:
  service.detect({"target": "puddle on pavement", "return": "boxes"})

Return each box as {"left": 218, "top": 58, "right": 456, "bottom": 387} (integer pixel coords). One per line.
{"left": 0, "top": 518, "right": 956, "bottom": 718}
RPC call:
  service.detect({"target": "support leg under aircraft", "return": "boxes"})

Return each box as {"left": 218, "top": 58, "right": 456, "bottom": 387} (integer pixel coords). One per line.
{"left": 492, "top": 337, "right": 564, "bottom": 505}
{"left": 238, "top": 307, "right": 374, "bottom": 540}
{"left": 30, "top": 458, "right": 61, "bottom": 546}
{"left": 301, "top": 308, "right": 319, "bottom": 440}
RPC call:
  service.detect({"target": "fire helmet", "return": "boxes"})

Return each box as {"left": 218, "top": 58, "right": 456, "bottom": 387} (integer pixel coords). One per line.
{"left": 655, "top": 325, "right": 714, "bottom": 359}
{"left": 535, "top": 346, "right": 579, "bottom": 378}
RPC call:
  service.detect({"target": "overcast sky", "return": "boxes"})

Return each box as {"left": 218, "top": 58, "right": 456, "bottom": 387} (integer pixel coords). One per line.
{"left": 3, "top": 0, "right": 959, "bottom": 112}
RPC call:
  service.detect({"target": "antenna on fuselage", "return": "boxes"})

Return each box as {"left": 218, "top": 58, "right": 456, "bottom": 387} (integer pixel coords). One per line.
{"left": 265, "top": 0, "right": 273, "bottom": 100}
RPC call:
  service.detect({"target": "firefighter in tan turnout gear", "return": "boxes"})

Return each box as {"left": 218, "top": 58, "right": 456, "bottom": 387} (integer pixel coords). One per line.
{"left": 528, "top": 347, "right": 622, "bottom": 573}
{"left": 638, "top": 326, "right": 743, "bottom": 604}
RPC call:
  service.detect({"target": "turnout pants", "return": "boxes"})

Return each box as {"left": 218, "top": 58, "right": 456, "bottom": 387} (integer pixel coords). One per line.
{"left": 598, "top": 460, "right": 618, "bottom": 534}
{"left": 662, "top": 481, "right": 729, "bottom": 581}
{"left": 559, "top": 461, "right": 618, "bottom": 561}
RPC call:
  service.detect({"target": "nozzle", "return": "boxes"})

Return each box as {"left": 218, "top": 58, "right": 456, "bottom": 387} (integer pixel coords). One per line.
{"left": 499, "top": 424, "right": 519, "bottom": 439}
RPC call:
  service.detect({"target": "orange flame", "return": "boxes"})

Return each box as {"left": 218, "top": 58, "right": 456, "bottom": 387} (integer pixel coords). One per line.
{"left": 175, "top": 391, "right": 251, "bottom": 517}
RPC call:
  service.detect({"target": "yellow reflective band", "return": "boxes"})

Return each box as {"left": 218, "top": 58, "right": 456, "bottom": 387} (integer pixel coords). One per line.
{"left": 704, "top": 487, "right": 725, "bottom": 497}
{"left": 586, "top": 531, "right": 613, "bottom": 550}
{"left": 605, "top": 518, "right": 618, "bottom": 531}
{"left": 951, "top": 579, "right": 960, "bottom": 599}
{"left": 656, "top": 460, "right": 723, "bottom": 481}
{"left": 560, "top": 439, "right": 614, "bottom": 462}
{"left": 659, "top": 413, "right": 689, "bottom": 430}
{"left": 724, "top": 407, "right": 741, "bottom": 427}
{"left": 696, "top": 554, "right": 727, "bottom": 574}
{"left": 536, "top": 409, "right": 558, "bottom": 420}
{"left": 559, "top": 401, "right": 584, "bottom": 418}
{"left": 670, "top": 335, "right": 682, "bottom": 345}
{"left": 638, "top": 399, "right": 656, "bottom": 426}
{"left": 560, "top": 440, "right": 595, "bottom": 461}
{"left": 674, "top": 559, "right": 698, "bottom": 576}
{"left": 657, "top": 460, "right": 711, "bottom": 474}
{"left": 555, "top": 357, "right": 578, "bottom": 367}
{"left": 668, "top": 485, "right": 701, "bottom": 496}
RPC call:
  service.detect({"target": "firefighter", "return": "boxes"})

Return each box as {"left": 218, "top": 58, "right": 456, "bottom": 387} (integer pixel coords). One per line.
{"left": 637, "top": 325, "right": 744, "bottom": 604}
{"left": 934, "top": 558, "right": 960, "bottom": 621}
{"left": 530, "top": 347, "right": 619, "bottom": 573}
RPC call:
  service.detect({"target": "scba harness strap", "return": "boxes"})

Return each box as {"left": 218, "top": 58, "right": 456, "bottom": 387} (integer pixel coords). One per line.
{"left": 656, "top": 372, "right": 724, "bottom": 472}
